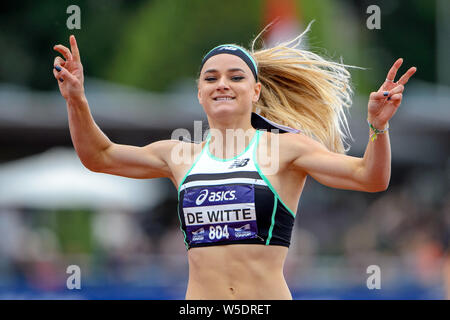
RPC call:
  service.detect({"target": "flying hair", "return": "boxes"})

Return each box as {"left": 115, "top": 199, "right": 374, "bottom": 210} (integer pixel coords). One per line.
{"left": 247, "top": 20, "right": 363, "bottom": 153}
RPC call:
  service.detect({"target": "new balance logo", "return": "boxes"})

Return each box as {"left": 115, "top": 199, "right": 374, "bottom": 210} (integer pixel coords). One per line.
{"left": 228, "top": 158, "right": 250, "bottom": 169}
{"left": 218, "top": 46, "right": 238, "bottom": 51}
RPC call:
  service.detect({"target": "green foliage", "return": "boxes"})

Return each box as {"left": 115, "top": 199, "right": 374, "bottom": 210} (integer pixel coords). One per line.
{"left": 0, "top": 0, "right": 145, "bottom": 90}
{"left": 299, "top": 0, "right": 378, "bottom": 95}
{"left": 54, "top": 208, "right": 93, "bottom": 254}
{"left": 0, "top": 0, "right": 436, "bottom": 94}
{"left": 108, "top": 0, "right": 263, "bottom": 92}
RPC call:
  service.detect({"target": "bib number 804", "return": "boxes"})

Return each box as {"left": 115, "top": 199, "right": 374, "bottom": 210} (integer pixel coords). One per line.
{"left": 209, "top": 225, "right": 230, "bottom": 240}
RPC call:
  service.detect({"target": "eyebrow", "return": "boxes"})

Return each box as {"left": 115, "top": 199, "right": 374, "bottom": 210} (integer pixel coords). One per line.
{"left": 203, "top": 68, "right": 246, "bottom": 75}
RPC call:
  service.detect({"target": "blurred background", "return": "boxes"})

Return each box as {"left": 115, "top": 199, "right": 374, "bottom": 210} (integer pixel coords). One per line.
{"left": 0, "top": 0, "right": 448, "bottom": 299}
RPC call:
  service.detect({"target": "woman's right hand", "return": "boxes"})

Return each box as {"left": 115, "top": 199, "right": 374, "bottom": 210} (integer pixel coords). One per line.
{"left": 53, "top": 35, "right": 85, "bottom": 100}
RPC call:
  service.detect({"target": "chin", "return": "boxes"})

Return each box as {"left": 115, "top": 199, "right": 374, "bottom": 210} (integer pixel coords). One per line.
{"left": 209, "top": 104, "right": 247, "bottom": 119}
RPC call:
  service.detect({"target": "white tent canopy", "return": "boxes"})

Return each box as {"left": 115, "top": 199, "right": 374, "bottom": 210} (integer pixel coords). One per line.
{"left": 0, "top": 147, "right": 164, "bottom": 211}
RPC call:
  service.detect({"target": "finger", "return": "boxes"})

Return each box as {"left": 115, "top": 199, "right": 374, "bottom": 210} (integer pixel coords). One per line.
{"left": 53, "top": 65, "right": 77, "bottom": 83}
{"left": 370, "top": 91, "right": 390, "bottom": 100}
{"left": 397, "top": 66, "right": 417, "bottom": 86}
{"left": 53, "top": 67, "right": 64, "bottom": 82}
{"left": 389, "top": 84, "right": 404, "bottom": 95}
{"left": 370, "top": 85, "right": 404, "bottom": 102}
{"left": 385, "top": 58, "right": 403, "bottom": 82}
{"left": 53, "top": 56, "right": 66, "bottom": 68}
{"left": 388, "top": 93, "right": 403, "bottom": 107}
{"left": 390, "top": 93, "right": 403, "bottom": 101}
{"left": 53, "top": 44, "right": 73, "bottom": 61}
{"left": 70, "top": 35, "right": 81, "bottom": 62}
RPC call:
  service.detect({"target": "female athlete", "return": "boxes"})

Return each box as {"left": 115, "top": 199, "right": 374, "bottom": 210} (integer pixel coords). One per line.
{"left": 53, "top": 30, "right": 416, "bottom": 299}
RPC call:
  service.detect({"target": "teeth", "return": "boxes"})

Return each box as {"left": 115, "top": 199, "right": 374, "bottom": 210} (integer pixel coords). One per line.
{"left": 215, "top": 97, "right": 234, "bottom": 101}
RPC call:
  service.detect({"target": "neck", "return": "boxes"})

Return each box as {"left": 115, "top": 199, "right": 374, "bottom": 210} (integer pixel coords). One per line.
{"left": 207, "top": 113, "right": 257, "bottom": 159}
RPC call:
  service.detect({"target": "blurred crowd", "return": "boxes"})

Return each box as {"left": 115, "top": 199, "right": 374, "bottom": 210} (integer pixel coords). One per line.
{"left": 0, "top": 163, "right": 447, "bottom": 299}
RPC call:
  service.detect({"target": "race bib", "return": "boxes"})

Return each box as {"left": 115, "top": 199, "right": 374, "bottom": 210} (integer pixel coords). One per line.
{"left": 182, "top": 185, "right": 258, "bottom": 244}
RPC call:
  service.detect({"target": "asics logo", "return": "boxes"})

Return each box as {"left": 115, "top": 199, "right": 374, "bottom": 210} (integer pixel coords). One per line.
{"left": 195, "top": 189, "right": 237, "bottom": 205}
{"left": 228, "top": 158, "right": 250, "bottom": 169}
{"left": 195, "top": 189, "right": 209, "bottom": 205}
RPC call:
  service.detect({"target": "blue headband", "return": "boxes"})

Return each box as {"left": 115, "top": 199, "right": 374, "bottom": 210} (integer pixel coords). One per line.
{"left": 200, "top": 44, "right": 258, "bottom": 81}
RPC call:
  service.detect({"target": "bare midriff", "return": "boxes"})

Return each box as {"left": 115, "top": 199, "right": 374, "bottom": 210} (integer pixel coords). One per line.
{"left": 185, "top": 244, "right": 292, "bottom": 300}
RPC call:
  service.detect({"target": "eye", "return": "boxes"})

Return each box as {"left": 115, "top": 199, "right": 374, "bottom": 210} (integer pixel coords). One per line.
{"left": 204, "top": 76, "right": 245, "bottom": 82}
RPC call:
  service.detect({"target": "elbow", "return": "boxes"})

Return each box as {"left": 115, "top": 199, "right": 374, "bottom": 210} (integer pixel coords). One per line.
{"left": 365, "top": 181, "right": 389, "bottom": 193}
{"left": 81, "top": 159, "right": 102, "bottom": 173}
{"left": 75, "top": 145, "right": 111, "bottom": 173}
{"left": 361, "top": 170, "right": 391, "bottom": 193}
{"left": 78, "top": 153, "right": 106, "bottom": 173}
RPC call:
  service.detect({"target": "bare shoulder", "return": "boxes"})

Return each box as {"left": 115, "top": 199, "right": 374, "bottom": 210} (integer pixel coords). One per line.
{"left": 262, "top": 131, "right": 321, "bottom": 163}
{"left": 142, "top": 138, "right": 181, "bottom": 156}
{"left": 158, "top": 138, "right": 207, "bottom": 188}
{"left": 152, "top": 139, "right": 205, "bottom": 165}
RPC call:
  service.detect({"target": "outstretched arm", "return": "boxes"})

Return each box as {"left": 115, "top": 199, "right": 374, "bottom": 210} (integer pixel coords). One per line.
{"left": 361, "top": 58, "right": 416, "bottom": 190}
{"left": 53, "top": 35, "right": 175, "bottom": 179}
{"left": 290, "top": 58, "right": 416, "bottom": 192}
{"left": 53, "top": 35, "right": 111, "bottom": 170}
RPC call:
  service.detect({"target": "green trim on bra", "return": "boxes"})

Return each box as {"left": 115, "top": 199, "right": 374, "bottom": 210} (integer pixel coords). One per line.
{"left": 252, "top": 130, "right": 296, "bottom": 218}
{"left": 265, "top": 195, "right": 278, "bottom": 245}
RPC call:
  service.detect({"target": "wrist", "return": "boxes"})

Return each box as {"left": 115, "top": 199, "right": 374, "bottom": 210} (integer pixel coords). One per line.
{"left": 67, "top": 93, "right": 87, "bottom": 105}
{"left": 367, "top": 118, "right": 389, "bottom": 142}
{"left": 367, "top": 117, "right": 388, "bottom": 131}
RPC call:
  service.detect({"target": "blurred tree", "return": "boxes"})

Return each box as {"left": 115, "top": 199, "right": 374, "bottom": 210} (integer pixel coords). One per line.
{"left": 54, "top": 209, "right": 93, "bottom": 254}
{"left": 295, "top": 0, "right": 376, "bottom": 97}
{"left": 108, "top": 0, "right": 263, "bottom": 92}
{"left": 0, "top": 0, "right": 146, "bottom": 90}
{"left": 345, "top": 0, "right": 436, "bottom": 83}
{"left": 0, "top": 0, "right": 436, "bottom": 93}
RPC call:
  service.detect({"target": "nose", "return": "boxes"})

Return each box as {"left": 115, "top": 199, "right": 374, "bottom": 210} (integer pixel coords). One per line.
{"left": 216, "top": 76, "right": 230, "bottom": 91}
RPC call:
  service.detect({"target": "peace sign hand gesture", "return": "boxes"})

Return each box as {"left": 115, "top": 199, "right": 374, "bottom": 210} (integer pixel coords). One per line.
{"left": 53, "top": 35, "right": 85, "bottom": 101}
{"left": 367, "top": 58, "right": 417, "bottom": 130}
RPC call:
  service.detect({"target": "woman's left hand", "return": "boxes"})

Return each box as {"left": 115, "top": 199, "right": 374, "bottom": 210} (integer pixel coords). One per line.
{"left": 367, "top": 58, "right": 417, "bottom": 129}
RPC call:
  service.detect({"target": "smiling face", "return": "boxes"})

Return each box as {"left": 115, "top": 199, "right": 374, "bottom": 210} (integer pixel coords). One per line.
{"left": 197, "top": 53, "right": 261, "bottom": 123}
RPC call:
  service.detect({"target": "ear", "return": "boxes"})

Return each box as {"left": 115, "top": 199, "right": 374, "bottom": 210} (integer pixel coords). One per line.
{"left": 252, "top": 82, "right": 261, "bottom": 103}
{"left": 197, "top": 85, "right": 203, "bottom": 104}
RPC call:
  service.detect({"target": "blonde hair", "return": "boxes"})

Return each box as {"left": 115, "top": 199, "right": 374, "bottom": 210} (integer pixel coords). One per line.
{"left": 249, "top": 21, "right": 356, "bottom": 154}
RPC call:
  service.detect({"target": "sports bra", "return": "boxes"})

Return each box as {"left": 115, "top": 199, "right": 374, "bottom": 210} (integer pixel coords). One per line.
{"left": 177, "top": 129, "right": 296, "bottom": 250}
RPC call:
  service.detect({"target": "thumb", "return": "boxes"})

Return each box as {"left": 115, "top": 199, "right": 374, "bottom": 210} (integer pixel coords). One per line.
{"left": 369, "top": 91, "right": 390, "bottom": 101}
{"left": 53, "top": 65, "right": 78, "bottom": 84}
